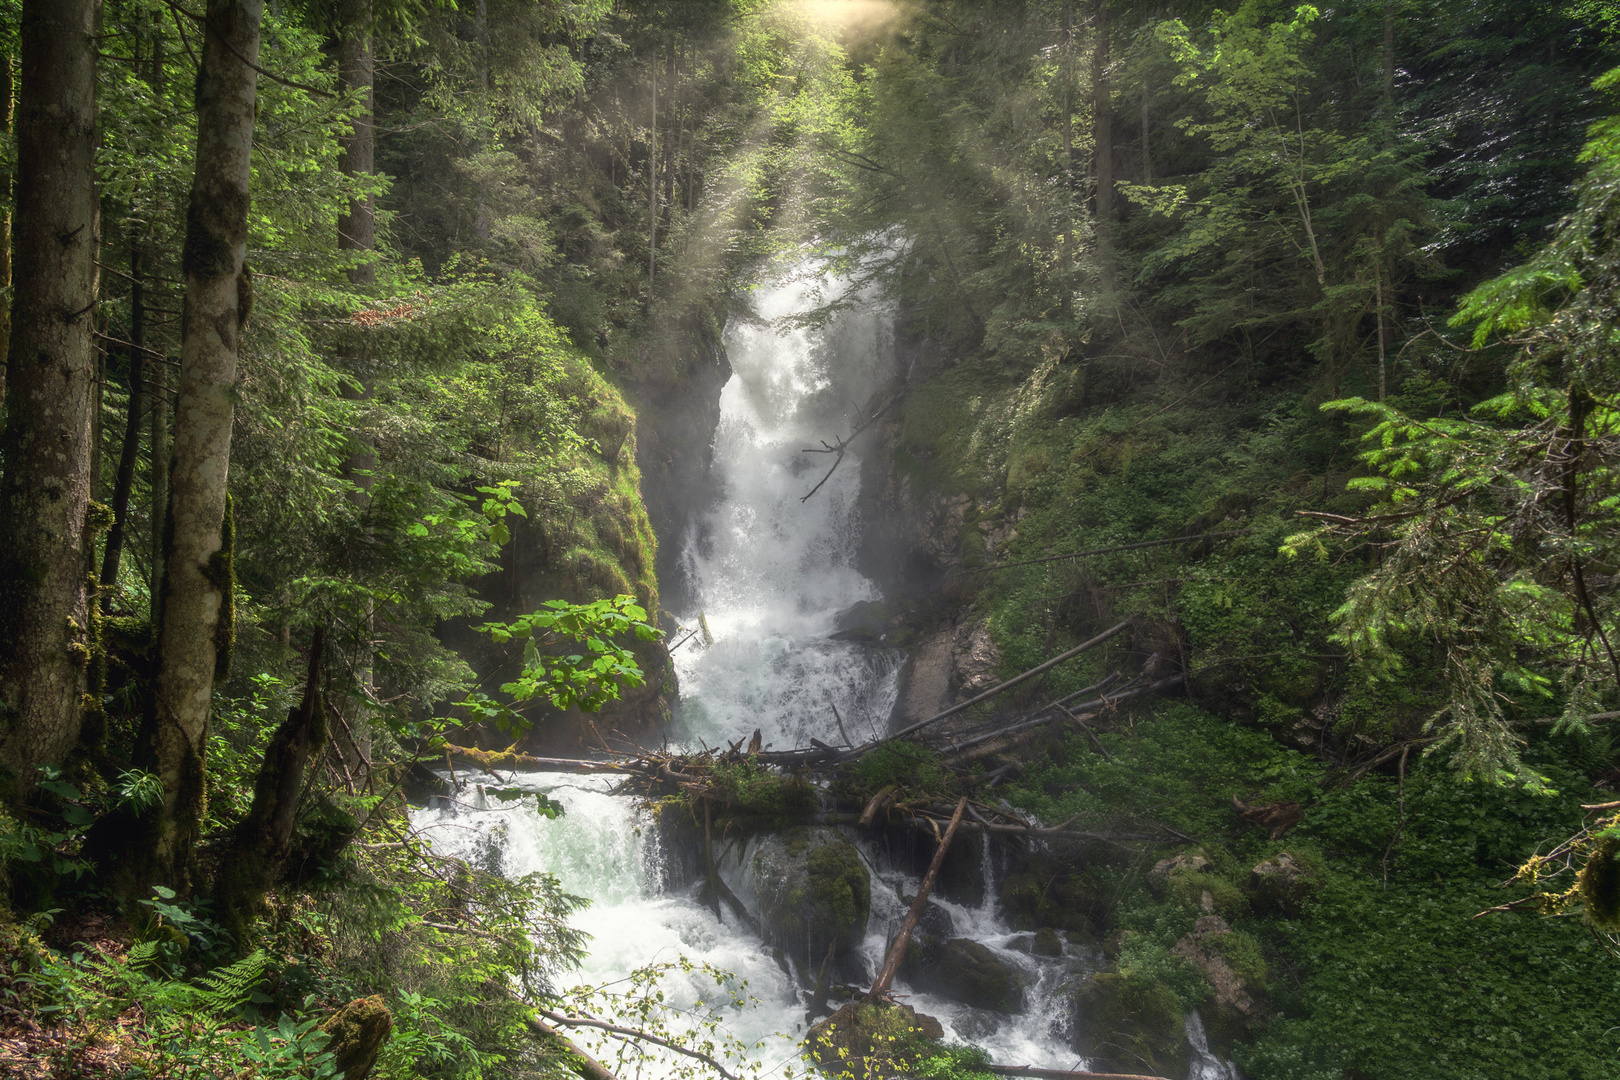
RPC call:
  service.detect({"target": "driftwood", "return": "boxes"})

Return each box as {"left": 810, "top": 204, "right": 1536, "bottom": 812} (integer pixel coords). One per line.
{"left": 869, "top": 796, "right": 967, "bottom": 1000}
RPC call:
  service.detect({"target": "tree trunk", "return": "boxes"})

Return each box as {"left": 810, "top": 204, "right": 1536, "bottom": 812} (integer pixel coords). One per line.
{"left": 0, "top": 0, "right": 100, "bottom": 800}
{"left": 216, "top": 628, "right": 325, "bottom": 939}
{"left": 336, "top": 0, "right": 376, "bottom": 769}
{"left": 101, "top": 239, "right": 146, "bottom": 608}
{"left": 146, "top": 0, "right": 261, "bottom": 890}
{"left": 0, "top": 49, "right": 15, "bottom": 417}
{"left": 647, "top": 48, "right": 658, "bottom": 300}
{"left": 337, "top": 0, "right": 374, "bottom": 288}
{"left": 1091, "top": 0, "right": 1115, "bottom": 289}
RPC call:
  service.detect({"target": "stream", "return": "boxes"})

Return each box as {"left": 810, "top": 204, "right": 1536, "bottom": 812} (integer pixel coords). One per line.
{"left": 413, "top": 265, "right": 1215, "bottom": 1077}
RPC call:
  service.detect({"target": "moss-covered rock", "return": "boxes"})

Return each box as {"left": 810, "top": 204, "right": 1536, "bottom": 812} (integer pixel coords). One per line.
{"left": 1070, "top": 971, "right": 1189, "bottom": 1078}
{"left": 320, "top": 995, "right": 393, "bottom": 1080}
{"left": 749, "top": 828, "right": 870, "bottom": 971}
{"left": 803, "top": 1001, "right": 944, "bottom": 1078}
{"left": 1171, "top": 916, "right": 1267, "bottom": 1051}
{"left": 1246, "top": 851, "right": 1315, "bottom": 916}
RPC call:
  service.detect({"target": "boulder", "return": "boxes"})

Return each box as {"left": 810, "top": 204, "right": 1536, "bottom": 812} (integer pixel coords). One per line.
{"left": 804, "top": 1001, "right": 945, "bottom": 1075}
{"left": 1247, "top": 851, "right": 1315, "bottom": 916}
{"left": 913, "top": 938, "right": 1026, "bottom": 1014}
{"left": 1170, "top": 916, "right": 1268, "bottom": 1050}
{"left": 1146, "top": 851, "right": 1211, "bottom": 897}
{"left": 1033, "top": 927, "right": 1064, "bottom": 957}
{"left": 952, "top": 618, "right": 1002, "bottom": 697}
{"left": 831, "top": 600, "right": 893, "bottom": 643}
{"left": 748, "top": 828, "right": 871, "bottom": 971}
{"left": 1070, "top": 972, "right": 1189, "bottom": 1078}
{"left": 320, "top": 995, "right": 393, "bottom": 1080}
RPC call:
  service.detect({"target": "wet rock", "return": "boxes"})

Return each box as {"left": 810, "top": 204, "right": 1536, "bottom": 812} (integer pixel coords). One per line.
{"left": 952, "top": 618, "right": 1003, "bottom": 697}
{"left": 1247, "top": 851, "right": 1315, "bottom": 916}
{"left": 320, "top": 995, "right": 393, "bottom": 1080}
{"left": 748, "top": 828, "right": 871, "bottom": 971}
{"left": 1170, "top": 916, "right": 1268, "bottom": 1050}
{"left": 805, "top": 1002, "right": 945, "bottom": 1074}
{"left": 889, "top": 626, "right": 955, "bottom": 730}
{"left": 1033, "top": 926, "right": 1064, "bottom": 957}
{"left": 1070, "top": 972, "right": 1189, "bottom": 1078}
{"left": 913, "top": 938, "right": 1026, "bottom": 1014}
{"left": 831, "top": 600, "right": 893, "bottom": 643}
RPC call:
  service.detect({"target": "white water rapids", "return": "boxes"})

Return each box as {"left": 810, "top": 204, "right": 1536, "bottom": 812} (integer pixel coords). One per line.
{"left": 412, "top": 266, "right": 1176, "bottom": 1077}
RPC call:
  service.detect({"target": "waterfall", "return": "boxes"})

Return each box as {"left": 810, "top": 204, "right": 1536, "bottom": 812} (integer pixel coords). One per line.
{"left": 414, "top": 262, "right": 1102, "bottom": 1075}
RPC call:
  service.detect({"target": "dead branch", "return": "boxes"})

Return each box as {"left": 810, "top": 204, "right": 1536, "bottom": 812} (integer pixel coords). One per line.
{"left": 869, "top": 797, "right": 967, "bottom": 1000}
{"left": 800, "top": 394, "right": 902, "bottom": 502}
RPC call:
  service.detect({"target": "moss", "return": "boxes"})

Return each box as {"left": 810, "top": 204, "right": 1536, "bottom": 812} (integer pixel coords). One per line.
{"left": 1578, "top": 832, "right": 1620, "bottom": 931}
{"left": 1210, "top": 929, "right": 1269, "bottom": 992}
{"left": 709, "top": 759, "right": 816, "bottom": 818}
{"left": 1170, "top": 871, "right": 1248, "bottom": 917}
{"left": 319, "top": 994, "right": 394, "bottom": 1080}
{"left": 807, "top": 842, "right": 870, "bottom": 936}
{"left": 852, "top": 741, "right": 951, "bottom": 797}
{"left": 1072, "top": 971, "right": 1190, "bottom": 1078}
{"left": 202, "top": 495, "right": 236, "bottom": 682}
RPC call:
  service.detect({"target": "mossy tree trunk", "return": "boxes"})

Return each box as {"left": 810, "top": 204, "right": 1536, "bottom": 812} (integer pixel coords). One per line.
{"left": 144, "top": 0, "right": 261, "bottom": 891}
{"left": 216, "top": 630, "right": 326, "bottom": 940}
{"left": 0, "top": 0, "right": 100, "bottom": 800}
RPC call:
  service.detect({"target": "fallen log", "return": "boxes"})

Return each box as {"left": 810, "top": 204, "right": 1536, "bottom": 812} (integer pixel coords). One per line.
{"left": 866, "top": 622, "right": 1132, "bottom": 749}
{"left": 940, "top": 676, "right": 1185, "bottom": 763}
{"left": 869, "top": 796, "right": 968, "bottom": 1001}
{"left": 440, "top": 744, "right": 639, "bottom": 775}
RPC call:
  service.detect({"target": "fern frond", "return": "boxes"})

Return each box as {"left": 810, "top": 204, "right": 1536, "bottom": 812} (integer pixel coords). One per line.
{"left": 193, "top": 949, "right": 271, "bottom": 1014}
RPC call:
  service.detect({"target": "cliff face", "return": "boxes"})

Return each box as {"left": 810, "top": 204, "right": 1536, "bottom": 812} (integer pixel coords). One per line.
{"left": 628, "top": 307, "right": 733, "bottom": 620}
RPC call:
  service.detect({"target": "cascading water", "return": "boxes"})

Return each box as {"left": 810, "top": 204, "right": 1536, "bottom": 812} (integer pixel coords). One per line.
{"left": 413, "top": 263, "right": 1153, "bottom": 1077}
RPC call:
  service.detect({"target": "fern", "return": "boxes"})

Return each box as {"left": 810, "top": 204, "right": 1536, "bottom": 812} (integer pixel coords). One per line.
{"left": 192, "top": 949, "right": 271, "bottom": 1014}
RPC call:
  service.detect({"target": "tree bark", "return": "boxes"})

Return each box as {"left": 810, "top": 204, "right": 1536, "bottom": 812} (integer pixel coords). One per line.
{"left": 145, "top": 0, "right": 261, "bottom": 890}
{"left": 336, "top": 0, "right": 376, "bottom": 769}
{"left": 1091, "top": 0, "right": 1115, "bottom": 289}
{"left": 647, "top": 47, "right": 658, "bottom": 300}
{"left": 0, "top": 49, "right": 15, "bottom": 416}
{"left": 0, "top": 0, "right": 100, "bottom": 799}
{"left": 216, "top": 629, "right": 325, "bottom": 939}
{"left": 101, "top": 239, "right": 146, "bottom": 608}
